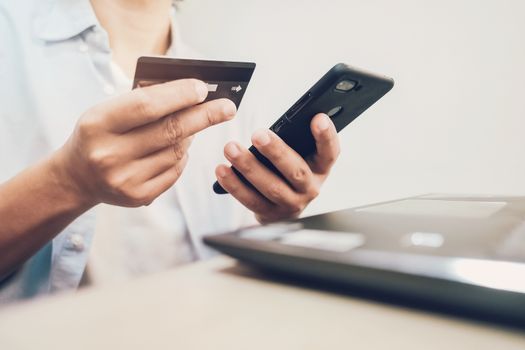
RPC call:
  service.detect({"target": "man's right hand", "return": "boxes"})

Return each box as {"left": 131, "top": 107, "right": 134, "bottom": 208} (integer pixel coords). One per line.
{"left": 55, "top": 79, "right": 236, "bottom": 207}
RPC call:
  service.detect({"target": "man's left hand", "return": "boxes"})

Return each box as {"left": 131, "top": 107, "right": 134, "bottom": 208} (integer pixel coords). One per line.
{"left": 215, "top": 113, "right": 340, "bottom": 223}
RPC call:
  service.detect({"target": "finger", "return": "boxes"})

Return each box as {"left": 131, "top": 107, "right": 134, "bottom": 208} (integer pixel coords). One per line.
{"left": 121, "top": 98, "right": 236, "bottom": 157}
{"left": 251, "top": 129, "right": 314, "bottom": 194}
{"left": 130, "top": 138, "right": 192, "bottom": 183}
{"left": 215, "top": 165, "right": 275, "bottom": 214}
{"left": 224, "top": 142, "right": 303, "bottom": 210}
{"left": 309, "top": 113, "right": 340, "bottom": 174}
{"left": 139, "top": 155, "right": 190, "bottom": 204}
{"left": 100, "top": 79, "right": 209, "bottom": 133}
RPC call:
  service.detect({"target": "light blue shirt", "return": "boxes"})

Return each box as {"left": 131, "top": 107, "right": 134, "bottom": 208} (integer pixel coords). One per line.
{"left": 0, "top": 0, "right": 256, "bottom": 304}
{"left": 0, "top": 0, "right": 101, "bottom": 303}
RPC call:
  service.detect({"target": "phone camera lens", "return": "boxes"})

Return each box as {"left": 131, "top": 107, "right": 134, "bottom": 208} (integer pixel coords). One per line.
{"left": 335, "top": 80, "right": 357, "bottom": 92}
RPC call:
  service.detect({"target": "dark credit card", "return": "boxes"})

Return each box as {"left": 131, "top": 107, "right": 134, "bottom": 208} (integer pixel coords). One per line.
{"left": 133, "top": 56, "right": 256, "bottom": 109}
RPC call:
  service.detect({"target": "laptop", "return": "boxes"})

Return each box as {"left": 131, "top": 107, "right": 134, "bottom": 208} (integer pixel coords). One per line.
{"left": 204, "top": 194, "right": 525, "bottom": 327}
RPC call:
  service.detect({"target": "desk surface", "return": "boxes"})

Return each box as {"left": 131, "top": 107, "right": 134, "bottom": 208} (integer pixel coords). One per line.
{"left": 0, "top": 256, "right": 524, "bottom": 349}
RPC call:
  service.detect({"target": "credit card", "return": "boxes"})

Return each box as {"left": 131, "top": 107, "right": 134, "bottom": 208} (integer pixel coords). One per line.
{"left": 133, "top": 56, "right": 256, "bottom": 109}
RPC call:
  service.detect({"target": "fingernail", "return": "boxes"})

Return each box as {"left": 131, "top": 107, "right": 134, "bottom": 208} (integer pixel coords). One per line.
{"left": 317, "top": 114, "right": 330, "bottom": 131}
{"left": 195, "top": 80, "right": 208, "bottom": 100}
{"left": 252, "top": 129, "right": 271, "bottom": 146}
{"left": 223, "top": 100, "right": 237, "bottom": 118}
{"left": 216, "top": 166, "right": 227, "bottom": 178}
{"left": 225, "top": 142, "right": 241, "bottom": 158}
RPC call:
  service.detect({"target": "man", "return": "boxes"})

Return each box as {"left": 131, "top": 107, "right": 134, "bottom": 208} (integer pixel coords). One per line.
{"left": 0, "top": 0, "right": 340, "bottom": 302}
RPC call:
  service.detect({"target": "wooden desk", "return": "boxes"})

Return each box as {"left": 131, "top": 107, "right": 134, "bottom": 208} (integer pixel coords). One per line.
{"left": 0, "top": 257, "right": 523, "bottom": 349}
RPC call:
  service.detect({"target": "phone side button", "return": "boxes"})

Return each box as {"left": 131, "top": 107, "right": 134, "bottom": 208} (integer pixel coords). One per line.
{"left": 271, "top": 118, "right": 287, "bottom": 133}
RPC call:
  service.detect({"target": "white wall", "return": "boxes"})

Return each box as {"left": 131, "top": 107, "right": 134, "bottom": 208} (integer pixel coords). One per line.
{"left": 177, "top": 0, "right": 525, "bottom": 215}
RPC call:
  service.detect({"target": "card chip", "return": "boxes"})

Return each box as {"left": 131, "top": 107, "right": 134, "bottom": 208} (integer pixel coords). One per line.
{"left": 206, "top": 83, "right": 218, "bottom": 92}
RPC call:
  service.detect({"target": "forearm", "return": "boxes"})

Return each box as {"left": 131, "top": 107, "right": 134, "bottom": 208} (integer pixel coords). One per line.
{"left": 0, "top": 150, "right": 94, "bottom": 279}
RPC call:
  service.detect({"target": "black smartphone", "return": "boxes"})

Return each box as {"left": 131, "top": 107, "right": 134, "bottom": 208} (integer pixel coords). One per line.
{"left": 213, "top": 63, "right": 394, "bottom": 194}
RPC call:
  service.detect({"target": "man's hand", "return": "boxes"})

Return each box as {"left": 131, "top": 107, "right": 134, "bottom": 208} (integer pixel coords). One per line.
{"left": 215, "top": 113, "right": 340, "bottom": 223}
{"left": 56, "top": 79, "right": 237, "bottom": 207}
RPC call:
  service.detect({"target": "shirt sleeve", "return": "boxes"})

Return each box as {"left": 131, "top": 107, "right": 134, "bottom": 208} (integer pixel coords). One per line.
{"left": 0, "top": 5, "right": 16, "bottom": 182}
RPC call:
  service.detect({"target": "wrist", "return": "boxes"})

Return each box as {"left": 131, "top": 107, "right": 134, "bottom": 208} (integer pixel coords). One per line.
{"left": 48, "top": 147, "right": 98, "bottom": 211}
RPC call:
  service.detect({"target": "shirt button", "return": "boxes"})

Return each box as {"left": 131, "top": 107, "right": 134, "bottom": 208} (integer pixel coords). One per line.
{"left": 69, "top": 234, "right": 85, "bottom": 252}
{"left": 103, "top": 85, "right": 115, "bottom": 95}
{"left": 78, "top": 43, "right": 89, "bottom": 53}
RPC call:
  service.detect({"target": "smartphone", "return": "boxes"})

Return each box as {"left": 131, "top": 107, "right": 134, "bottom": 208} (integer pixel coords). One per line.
{"left": 213, "top": 63, "right": 394, "bottom": 194}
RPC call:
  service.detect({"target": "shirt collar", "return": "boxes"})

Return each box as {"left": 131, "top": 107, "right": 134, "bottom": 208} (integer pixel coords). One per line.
{"left": 167, "top": 5, "right": 182, "bottom": 57}
{"left": 33, "top": 0, "right": 99, "bottom": 42}
{"left": 34, "top": 0, "right": 182, "bottom": 53}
